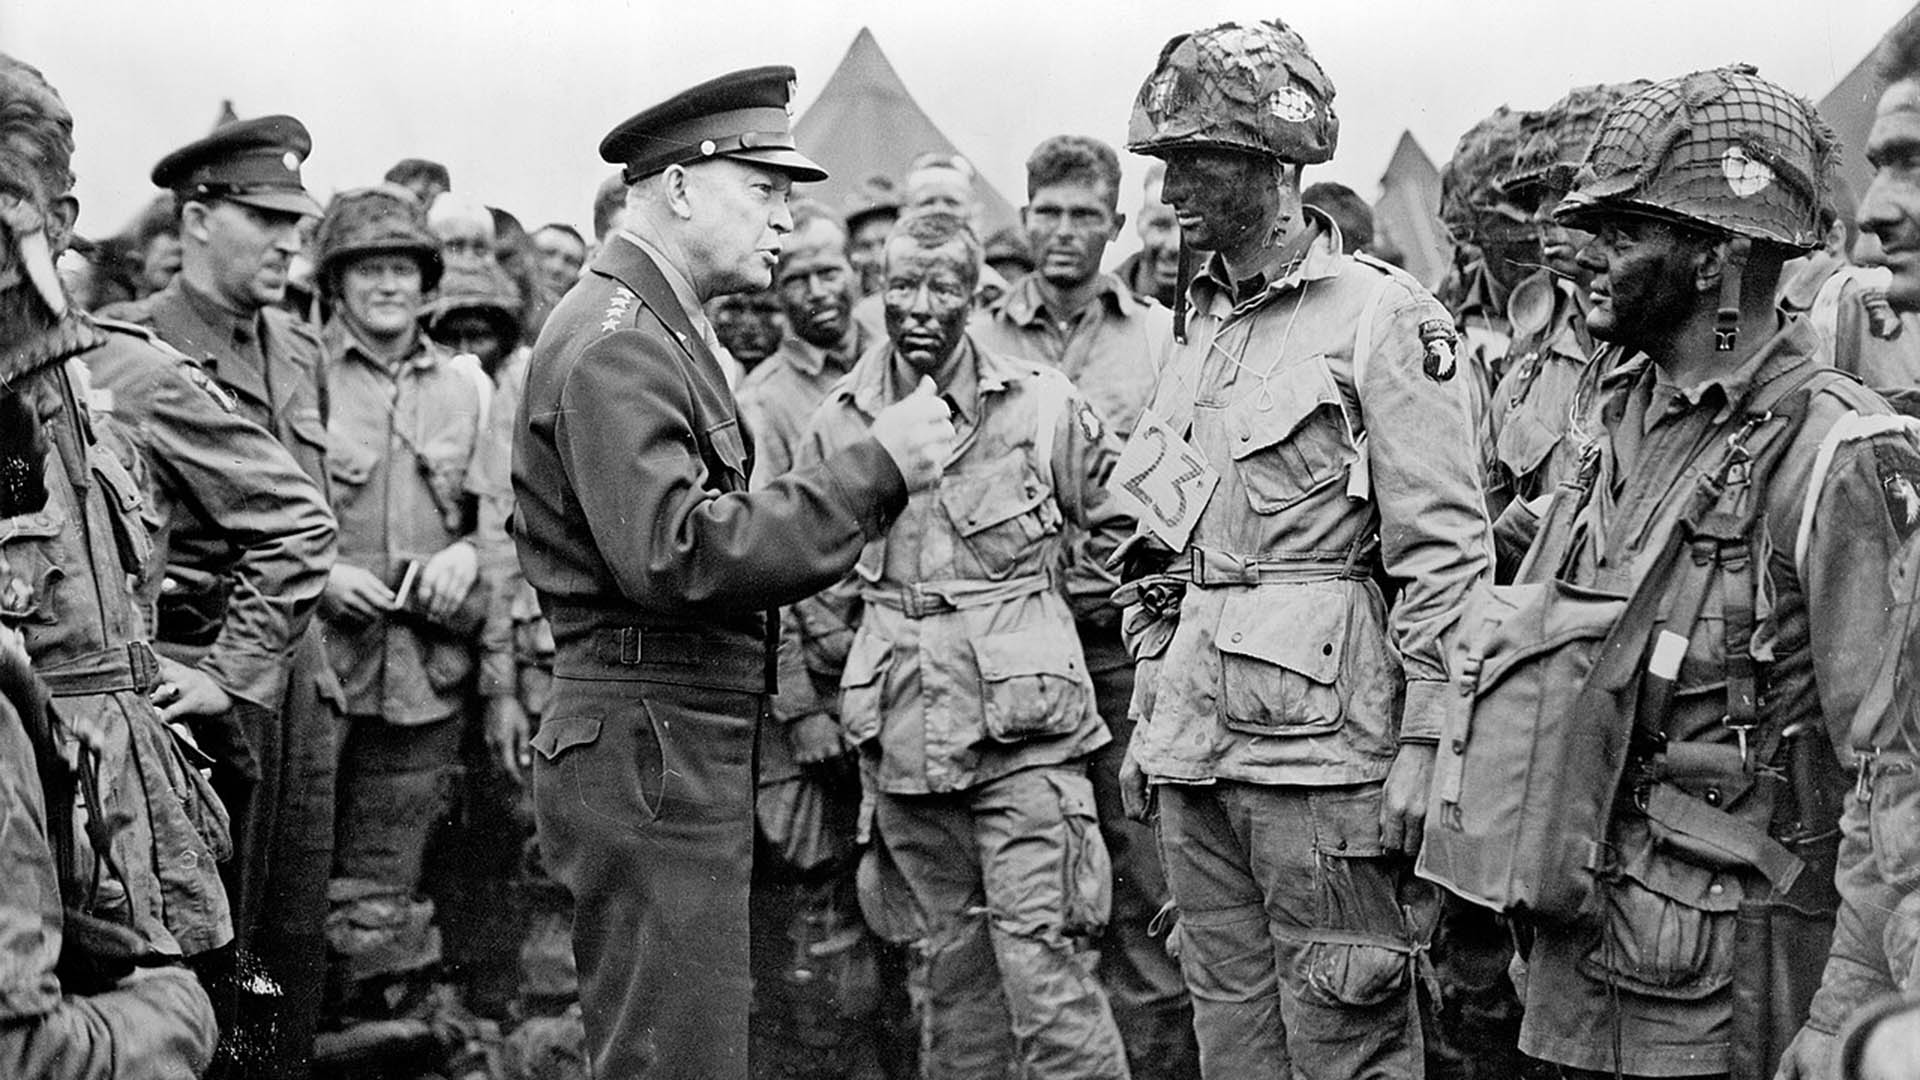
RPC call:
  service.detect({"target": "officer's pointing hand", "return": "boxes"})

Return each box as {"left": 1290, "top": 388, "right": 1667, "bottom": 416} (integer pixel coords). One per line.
{"left": 871, "top": 375, "right": 956, "bottom": 492}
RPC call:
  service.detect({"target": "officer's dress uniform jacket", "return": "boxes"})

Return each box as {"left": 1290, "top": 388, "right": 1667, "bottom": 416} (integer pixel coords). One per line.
{"left": 1132, "top": 222, "right": 1492, "bottom": 785}
{"left": 0, "top": 321, "right": 232, "bottom": 961}
{"left": 797, "top": 337, "right": 1127, "bottom": 794}
{"left": 1515, "top": 318, "right": 1920, "bottom": 1076}
{"left": 83, "top": 323, "right": 335, "bottom": 715}
{"left": 736, "top": 321, "right": 869, "bottom": 783}
{"left": 102, "top": 278, "right": 332, "bottom": 489}
{"left": 511, "top": 231, "right": 907, "bottom": 1080}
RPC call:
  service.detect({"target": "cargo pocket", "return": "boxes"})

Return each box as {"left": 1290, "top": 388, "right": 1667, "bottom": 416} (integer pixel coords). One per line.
{"left": 838, "top": 634, "right": 893, "bottom": 745}
{"left": 1299, "top": 784, "right": 1414, "bottom": 1007}
{"left": 972, "top": 626, "right": 1090, "bottom": 742}
{"left": 1047, "top": 771, "right": 1112, "bottom": 941}
{"left": 0, "top": 507, "right": 67, "bottom": 625}
{"left": 1216, "top": 587, "right": 1345, "bottom": 737}
{"left": 940, "top": 452, "right": 1061, "bottom": 569}
{"left": 1870, "top": 766, "right": 1920, "bottom": 889}
{"left": 1580, "top": 832, "right": 1742, "bottom": 999}
{"left": 1226, "top": 356, "right": 1355, "bottom": 514}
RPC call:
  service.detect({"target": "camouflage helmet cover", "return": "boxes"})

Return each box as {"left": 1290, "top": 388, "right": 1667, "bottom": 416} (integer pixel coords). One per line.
{"left": 314, "top": 184, "right": 444, "bottom": 294}
{"left": 1503, "top": 80, "right": 1653, "bottom": 200}
{"left": 1127, "top": 19, "right": 1338, "bottom": 164}
{"left": 1439, "top": 106, "right": 1531, "bottom": 242}
{"left": 1555, "top": 64, "right": 1837, "bottom": 249}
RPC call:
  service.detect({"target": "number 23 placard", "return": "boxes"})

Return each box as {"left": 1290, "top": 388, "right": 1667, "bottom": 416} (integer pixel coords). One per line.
{"left": 1108, "top": 407, "right": 1219, "bottom": 551}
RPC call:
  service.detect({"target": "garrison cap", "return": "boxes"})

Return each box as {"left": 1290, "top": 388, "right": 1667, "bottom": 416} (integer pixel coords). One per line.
{"left": 152, "top": 115, "right": 323, "bottom": 218}
{"left": 600, "top": 65, "right": 827, "bottom": 184}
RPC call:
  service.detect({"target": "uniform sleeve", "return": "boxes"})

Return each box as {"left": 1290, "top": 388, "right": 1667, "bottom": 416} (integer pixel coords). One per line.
{"left": 98, "top": 354, "right": 338, "bottom": 709}
{"left": 555, "top": 328, "right": 907, "bottom": 615}
{"left": 738, "top": 380, "right": 798, "bottom": 489}
{"left": 1798, "top": 425, "right": 1920, "bottom": 1031}
{"left": 1051, "top": 387, "right": 1131, "bottom": 627}
{"left": 1364, "top": 289, "right": 1494, "bottom": 742}
{"left": 473, "top": 364, "right": 522, "bottom": 699}
{"left": 1805, "top": 792, "right": 1904, "bottom": 1034}
{"left": 786, "top": 401, "right": 872, "bottom": 689}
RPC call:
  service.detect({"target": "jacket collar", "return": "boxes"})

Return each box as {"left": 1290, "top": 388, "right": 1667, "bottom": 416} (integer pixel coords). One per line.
{"left": 992, "top": 271, "right": 1138, "bottom": 328}
{"left": 1188, "top": 207, "right": 1345, "bottom": 318}
{"left": 592, "top": 231, "right": 723, "bottom": 372}
{"left": 1601, "top": 316, "right": 1820, "bottom": 426}
{"left": 840, "top": 334, "right": 1019, "bottom": 421}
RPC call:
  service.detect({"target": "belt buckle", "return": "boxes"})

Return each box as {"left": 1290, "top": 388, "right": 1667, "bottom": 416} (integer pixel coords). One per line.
{"left": 127, "top": 640, "right": 160, "bottom": 694}
{"left": 902, "top": 585, "right": 951, "bottom": 619}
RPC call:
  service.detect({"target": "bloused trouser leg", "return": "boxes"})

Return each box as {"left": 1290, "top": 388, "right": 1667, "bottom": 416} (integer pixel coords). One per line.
{"left": 878, "top": 766, "right": 1132, "bottom": 1080}
{"left": 1158, "top": 781, "right": 1433, "bottom": 1080}
{"left": 1087, "top": 660, "right": 1201, "bottom": 1080}
{"left": 532, "top": 677, "right": 757, "bottom": 1080}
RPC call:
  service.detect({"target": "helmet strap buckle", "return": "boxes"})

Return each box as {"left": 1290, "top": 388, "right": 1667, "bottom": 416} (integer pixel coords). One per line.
{"left": 1712, "top": 237, "right": 1751, "bottom": 353}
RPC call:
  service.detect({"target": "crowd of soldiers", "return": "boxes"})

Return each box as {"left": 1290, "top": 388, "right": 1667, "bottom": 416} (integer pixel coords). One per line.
{"left": 5, "top": 9, "right": 1920, "bottom": 1080}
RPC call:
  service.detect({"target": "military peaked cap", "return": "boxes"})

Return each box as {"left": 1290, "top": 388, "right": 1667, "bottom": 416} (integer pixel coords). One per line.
{"left": 152, "top": 114, "right": 323, "bottom": 218}
{"left": 600, "top": 65, "right": 827, "bottom": 184}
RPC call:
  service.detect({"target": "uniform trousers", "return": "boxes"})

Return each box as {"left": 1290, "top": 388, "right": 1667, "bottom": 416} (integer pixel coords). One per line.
{"left": 1156, "top": 780, "right": 1433, "bottom": 1080}
{"left": 532, "top": 675, "right": 758, "bottom": 1080}
{"left": 873, "top": 764, "right": 1131, "bottom": 1080}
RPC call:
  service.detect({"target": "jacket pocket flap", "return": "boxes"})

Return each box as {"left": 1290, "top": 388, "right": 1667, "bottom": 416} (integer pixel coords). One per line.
{"left": 529, "top": 714, "right": 602, "bottom": 761}
{"left": 972, "top": 626, "right": 1084, "bottom": 682}
{"left": 326, "top": 440, "right": 380, "bottom": 486}
{"left": 289, "top": 409, "right": 330, "bottom": 453}
{"left": 1618, "top": 834, "right": 1746, "bottom": 913}
{"left": 939, "top": 457, "right": 1050, "bottom": 538}
{"left": 1226, "top": 357, "right": 1340, "bottom": 462}
{"left": 839, "top": 634, "right": 892, "bottom": 689}
{"left": 1215, "top": 586, "right": 1346, "bottom": 683}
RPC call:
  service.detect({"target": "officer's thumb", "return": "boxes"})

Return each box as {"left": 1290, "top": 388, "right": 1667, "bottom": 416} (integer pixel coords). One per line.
{"left": 915, "top": 375, "right": 938, "bottom": 398}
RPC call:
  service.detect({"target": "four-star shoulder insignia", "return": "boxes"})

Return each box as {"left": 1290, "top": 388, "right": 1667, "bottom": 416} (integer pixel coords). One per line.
{"left": 601, "top": 286, "right": 635, "bottom": 332}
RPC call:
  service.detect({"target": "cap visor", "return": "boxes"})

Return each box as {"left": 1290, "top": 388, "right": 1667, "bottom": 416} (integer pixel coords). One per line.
{"left": 726, "top": 147, "right": 828, "bottom": 183}
{"left": 226, "top": 189, "right": 325, "bottom": 218}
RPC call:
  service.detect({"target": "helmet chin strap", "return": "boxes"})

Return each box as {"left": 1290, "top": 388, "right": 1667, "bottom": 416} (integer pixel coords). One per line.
{"left": 1713, "top": 235, "right": 1751, "bottom": 352}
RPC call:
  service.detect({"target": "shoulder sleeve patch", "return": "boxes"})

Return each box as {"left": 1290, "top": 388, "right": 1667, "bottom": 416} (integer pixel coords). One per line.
{"left": 180, "top": 361, "right": 238, "bottom": 413}
{"left": 1418, "top": 317, "right": 1458, "bottom": 383}
{"left": 1879, "top": 441, "right": 1920, "bottom": 541}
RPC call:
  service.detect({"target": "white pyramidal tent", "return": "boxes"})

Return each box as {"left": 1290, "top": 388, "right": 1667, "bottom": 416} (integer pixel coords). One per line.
{"left": 1370, "top": 131, "right": 1448, "bottom": 288}
{"left": 794, "top": 28, "right": 1020, "bottom": 236}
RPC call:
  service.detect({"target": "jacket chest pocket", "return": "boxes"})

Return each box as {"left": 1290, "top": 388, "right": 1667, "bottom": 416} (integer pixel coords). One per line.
{"left": 938, "top": 452, "right": 1060, "bottom": 570}
{"left": 1226, "top": 356, "right": 1356, "bottom": 514}
{"left": 705, "top": 419, "right": 749, "bottom": 492}
{"left": 326, "top": 437, "right": 380, "bottom": 491}
{"left": 88, "top": 442, "right": 152, "bottom": 578}
{"left": 0, "top": 507, "right": 68, "bottom": 625}
{"left": 1216, "top": 587, "right": 1347, "bottom": 737}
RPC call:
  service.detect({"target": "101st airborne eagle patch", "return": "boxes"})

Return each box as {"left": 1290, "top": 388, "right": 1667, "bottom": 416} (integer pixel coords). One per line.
{"left": 1418, "top": 318, "right": 1458, "bottom": 383}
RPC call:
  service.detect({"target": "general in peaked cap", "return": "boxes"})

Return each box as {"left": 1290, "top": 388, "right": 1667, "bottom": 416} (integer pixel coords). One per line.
{"left": 600, "top": 64, "right": 827, "bottom": 184}
{"left": 152, "top": 115, "right": 323, "bottom": 218}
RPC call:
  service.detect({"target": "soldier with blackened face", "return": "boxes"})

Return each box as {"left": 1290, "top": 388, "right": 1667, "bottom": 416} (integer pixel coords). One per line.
{"left": 1114, "top": 19, "right": 1492, "bottom": 1080}
{"left": 793, "top": 209, "right": 1134, "bottom": 1079}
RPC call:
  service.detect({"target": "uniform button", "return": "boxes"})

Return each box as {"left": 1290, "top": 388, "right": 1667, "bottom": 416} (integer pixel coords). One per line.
{"left": 1230, "top": 632, "right": 1244, "bottom": 643}
{"left": 1336, "top": 839, "right": 1348, "bottom": 851}
{"left": 1708, "top": 882, "right": 1724, "bottom": 896}
{"left": 1321, "top": 643, "right": 1333, "bottom": 656}
{"left": 1238, "top": 429, "right": 1250, "bottom": 442}
{"left": 1703, "top": 788, "right": 1721, "bottom": 806}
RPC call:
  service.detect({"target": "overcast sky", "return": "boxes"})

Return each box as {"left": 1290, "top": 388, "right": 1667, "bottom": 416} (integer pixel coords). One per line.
{"left": 11, "top": 0, "right": 1915, "bottom": 257}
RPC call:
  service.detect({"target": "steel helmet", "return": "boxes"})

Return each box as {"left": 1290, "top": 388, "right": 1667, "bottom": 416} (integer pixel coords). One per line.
{"left": 1127, "top": 19, "right": 1338, "bottom": 165}
{"left": 314, "top": 184, "right": 444, "bottom": 296}
{"left": 1503, "top": 81, "right": 1653, "bottom": 205}
{"left": 1554, "top": 64, "right": 1836, "bottom": 250}
{"left": 1440, "top": 106, "right": 1533, "bottom": 244}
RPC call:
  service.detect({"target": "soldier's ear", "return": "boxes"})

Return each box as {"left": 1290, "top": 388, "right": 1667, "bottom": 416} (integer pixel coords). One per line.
{"left": 46, "top": 195, "right": 77, "bottom": 256}
{"left": 180, "top": 200, "right": 213, "bottom": 243}
{"left": 1692, "top": 236, "right": 1731, "bottom": 295}
{"left": 660, "top": 165, "right": 695, "bottom": 221}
